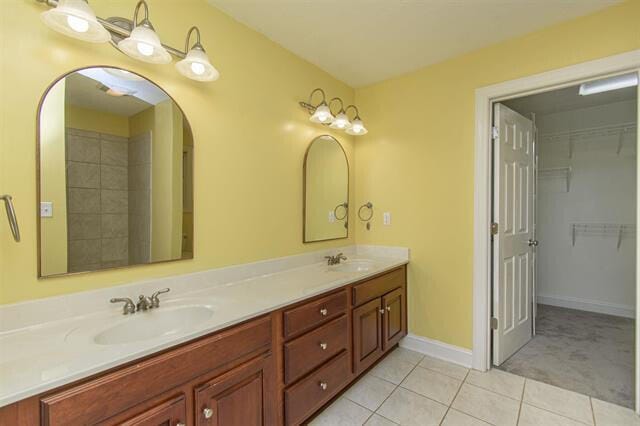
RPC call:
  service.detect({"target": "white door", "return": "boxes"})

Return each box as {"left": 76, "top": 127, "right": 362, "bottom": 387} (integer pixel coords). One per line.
{"left": 492, "top": 103, "right": 535, "bottom": 366}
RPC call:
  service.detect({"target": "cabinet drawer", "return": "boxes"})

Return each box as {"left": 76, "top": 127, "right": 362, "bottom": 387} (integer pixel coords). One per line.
{"left": 284, "top": 351, "right": 350, "bottom": 425}
{"left": 284, "top": 315, "right": 348, "bottom": 385}
{"left": 352, "top": 267, "right": 405, "bottom": 307}
{"left": 117, "top": 394, "right": 186, "bottom": 426}
{"left": 283, "top": 289, "right": 347, "bottom": 339}
{"left": 41, "top": 316, "right": 272, "bottom": 426}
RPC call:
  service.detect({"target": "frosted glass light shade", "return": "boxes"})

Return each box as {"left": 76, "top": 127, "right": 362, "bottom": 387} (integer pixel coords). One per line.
{"left": 41, "top": 0, "right": 110, "bottom": 43}
{"left": 310, "top": 104, "right": 334, "bottom": 124}
{"left": 346, "top": 118, "right": 368, "bottom": 135}
{"left": 176, "top": 48, "right": 220, "bottom": 82}
{"left": 117, "top": 24, "right": 171, "bottom": 64}
{"left": 330, "top": 112, "right": 351, "bottom": 130}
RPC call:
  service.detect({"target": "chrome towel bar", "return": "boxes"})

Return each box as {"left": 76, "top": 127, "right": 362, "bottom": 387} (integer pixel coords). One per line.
{"left": 0, "top": 195, "right": 20, "bottom": 242}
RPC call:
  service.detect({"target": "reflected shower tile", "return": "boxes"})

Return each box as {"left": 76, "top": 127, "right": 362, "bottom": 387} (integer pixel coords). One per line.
{"left": 102, "top": 238, "right": 128, "bottom": 262}
{"left": 102, "top": 214, "right": 128, "bottom": 238}
{"left": 66, "top": 134, "right": 100, "bottom": 163}
{"left": 101, "top": 190, "right": 128, "bottom": 214}
{"left": 68, "top": 239, "right": 101, "bottom": 267}
{"left": 101, "top": 165, "right": 128, "bottom": 190}
{"left": 68, "top": 214, "right": 101, "bottom": 240}
{"left": 68, "top": 188, "right": 100, "bottom": 213}
{"left": 101, "top": 140, "right": 128, "bottom": 166}
{"left": 100, "top": 133, "right": 128, "bottom": 143}
{"left": 67, "top": 161, "right": 100, "bottom": 188}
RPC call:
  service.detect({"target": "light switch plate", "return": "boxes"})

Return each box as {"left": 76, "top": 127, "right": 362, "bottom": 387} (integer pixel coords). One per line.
{"left": 383, "top": 212, "right": 391, "bottom": 225}
{"left": 41, "top": 201, "right": 53, "bottom": 218}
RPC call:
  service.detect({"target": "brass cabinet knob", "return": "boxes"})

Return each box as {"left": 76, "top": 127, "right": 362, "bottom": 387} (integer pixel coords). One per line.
{"left": 319, "top": 381, "right": 328, "bottom": 390}
{"left": 386, "top": 306, "right": 391, "bottom": 312}
{"left": 379, "top": 308, "right": 385, "bottom": 314}
{"left": 203, "top": 407, "right": 214, "bottom": 419}
{"left": 319, "top": 342, "right": 328, "bottom": 350}
{"left": 319, "top": 308, "right": 328, "bottom": 316}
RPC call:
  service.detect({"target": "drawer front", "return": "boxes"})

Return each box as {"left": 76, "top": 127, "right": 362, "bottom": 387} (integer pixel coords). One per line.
{"left": 352, "top": 267, "right": 405, "bottom": 307}
{"left": 283, "top": 289, "right": 347, "bottom": 339}
{"left": 284, "top": 351, "right": 350, "bottom": 425}
{"left": 284, "top": 315, "right": 348, "bottom": 385}
{"left": 41, "top": 316, "right": 272, "bottom": 426}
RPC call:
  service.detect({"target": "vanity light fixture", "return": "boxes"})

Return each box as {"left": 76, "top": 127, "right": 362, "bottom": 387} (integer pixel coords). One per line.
{"left": 299, "top": 88, "right": 369, "bottom": 136}
{"left": 176, "top": 27, "right": 220, "bottom": 82}
{"left": 36, "top": 0, "right": 221, "bottom": 82}
{"left": 40, "top": 0, "right": 111, "bottom": 43}
{"left": 117, "top": 0, "right": 171, "bottom": 64}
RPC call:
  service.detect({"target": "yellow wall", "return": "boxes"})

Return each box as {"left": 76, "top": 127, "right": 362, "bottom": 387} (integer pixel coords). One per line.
{"left": 354, "top": 0, "right": 640, "bottom": 348}
{"left": 304, "top": 137, "right": 349, "bottom": 241}
{"left": 39, "top": 79, "right": 67, "bottom": 276}
{"left": 0, "top": 0, "right": 354, "bottom": 304}
{"left": 65, "top": 105, "right": 130, "bottom": 137}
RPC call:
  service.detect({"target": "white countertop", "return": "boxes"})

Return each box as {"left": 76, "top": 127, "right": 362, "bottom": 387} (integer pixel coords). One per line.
{"left": 0, "top": 245, "right": 408, "bottom": 407}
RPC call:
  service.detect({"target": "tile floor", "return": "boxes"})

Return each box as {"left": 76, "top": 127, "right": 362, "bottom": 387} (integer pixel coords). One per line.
{"left": 309, "top": 347, "right": 640, "bottom": 426}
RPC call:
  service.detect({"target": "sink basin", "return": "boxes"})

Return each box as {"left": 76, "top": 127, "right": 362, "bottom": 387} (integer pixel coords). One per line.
{"left": 329, "top": 259, "right": 375, "bottom": 273}
{"left": 94, "top": 305, "right": 214, "bottom": 345}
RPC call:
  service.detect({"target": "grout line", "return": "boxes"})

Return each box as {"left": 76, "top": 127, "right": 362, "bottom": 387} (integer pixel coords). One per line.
{"left": 589, "top": 397, "right": 597, "bottom": 426}
{"left": 370, "top": 358, "right": 423, "bottom": 423}
{"left": 516, "top": 379, "right": 527, "bottom": 425}
{"left": 415, "top": 362, "right": 470, "bottom": 381}
{"left": 439, "top": 369, "right": 469, "bottom": 425}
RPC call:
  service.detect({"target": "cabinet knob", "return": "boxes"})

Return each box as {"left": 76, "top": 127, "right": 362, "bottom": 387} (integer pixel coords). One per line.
{"left": 319, "top": 381, "right": 328, "bottom": 390}
{"left": 319, "top": 308, "right": 328, "bottom": 316}
{"left": 176, "top": 423, "right": 185, "bottom": 426}
{"left": 386, "top": 306, "right": 391, "bottom": 312}
{"left": 319, "top": 342, "right": 328, "bottom": 350}
{"left": 379, "top": 308, "right": 385, "bottom": 315}
{"left": 203, "top": 407, "right": 214, "bottom": 419}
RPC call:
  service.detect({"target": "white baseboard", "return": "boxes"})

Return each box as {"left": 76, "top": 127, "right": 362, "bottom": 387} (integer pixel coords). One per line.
{"left": 537, "top": 294, "right": 635, "bottom": 319}
{"left": 400, "top": 333, "right": 473, "bottom": 368}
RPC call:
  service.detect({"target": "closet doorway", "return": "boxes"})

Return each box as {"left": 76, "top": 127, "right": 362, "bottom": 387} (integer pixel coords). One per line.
{"left": 491, "top": 78, "right": 637, "bottom": 408}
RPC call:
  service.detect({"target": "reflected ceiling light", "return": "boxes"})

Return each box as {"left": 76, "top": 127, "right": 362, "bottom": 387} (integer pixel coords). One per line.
{"left": 176, "top": 27, "right": 220, "bottom": 82}
{"left": 329, "top": 98, "right": 351, "bottom": 130}
{"left": 98, "top": 83, "right": 136, "bottom": 97}
{"left": 105, "top": 68, "right": 145, "bottom": 81}
{"left": 40, "top": 0, "right": 110, "bottom": 43}
{"left": 579, "top": 73, "right": 638, "bottom": 96}
{"left": 299, "top": 88, "right": 369, "bottom": 136}
{"left": 345, "top": 106, "right": 368, "bottom": 135}
{"left": 117, "top": 0, "right": 171, "bottom": 64}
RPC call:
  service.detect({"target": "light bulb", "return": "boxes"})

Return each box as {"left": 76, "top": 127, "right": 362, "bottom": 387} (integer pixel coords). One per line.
{"left": 330, "top": 112, "right": 350, "bottom": 130}
{"left": 310, "top": 104, "right": 334, "bottom": 124}
{"left": 190, "top": 62, "right": 206, "bottom": 75}
{"left": 346, "top": 118, "right": 368, "bottom": 135}
{"left": 136, "top": 42, "right": 154, "bottom": 56}
{"left": 66, "top": 15, "right": 89, "bottom": 33}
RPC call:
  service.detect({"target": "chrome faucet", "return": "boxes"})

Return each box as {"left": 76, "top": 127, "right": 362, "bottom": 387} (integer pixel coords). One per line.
{"left": 110, "top": 288, "right": 171, "bottom": 315}
{"left": 325, "top": 253, "right": 347, "bottom": 265}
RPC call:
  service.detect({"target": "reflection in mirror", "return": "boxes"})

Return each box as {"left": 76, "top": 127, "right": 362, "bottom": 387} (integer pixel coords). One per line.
{"left": 38, "top": 67, "right": 193, "bottom": 277}
{"left": 304, "top": 135, "right": 349, "bottom": 243}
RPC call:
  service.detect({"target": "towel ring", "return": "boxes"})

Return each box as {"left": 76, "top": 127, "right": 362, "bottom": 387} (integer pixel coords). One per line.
{"left": 333, "top": 202, "right": 348, "bottom": 221}
{"left": 358, "top": 202, "right": 373, "bottom": 230}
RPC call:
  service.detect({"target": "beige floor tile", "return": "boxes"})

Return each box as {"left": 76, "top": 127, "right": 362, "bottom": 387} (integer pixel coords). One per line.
{"left": 466, "top": 368, "right": 525, "bottom": 400}
{"left": 592, "top": 398, "right": 640, "bottom": 426}
{"left": 523, "top": 380, "right": 593, "bottom": 425}
{"left": 364, "top": 413, "right": 398, "bottom": 425}
{"left": 387, "top": 347, "right": 424, "bottom": 365}
{"left": 451, "top": 383, "right": 520, "bottom": 426}
{"left": 309, "top": 397, "right": 372, "bottom": 426}
{"left": 441, "top": 409, "right": 492, "bottom": 425}
{"left": 519, "top": 403, "right": 588, "bottom": 426}
{"left": 344, "top": 373, "right": 397, "bottom": 411}
{"left": 369, "top": 354, "right": 416, "bottom": 384}
{"left": 419, "top": 355, "right": 469, "bottom": 380}
{"left": 400, "top": 366, "right": 462, "bottom": 405}
{"left": 377, "top": 387, "right": 448, "bottom": 426}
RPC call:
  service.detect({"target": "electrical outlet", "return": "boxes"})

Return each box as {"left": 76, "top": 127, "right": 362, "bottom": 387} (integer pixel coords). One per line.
{"left": 383, "top": 212, "right": 391, "bottom": 225}
{"left": 41, "top": 201, "right": 53, "bottom": 218}
{"left": 328, "top": 211, "right": 336, "bottom": 223}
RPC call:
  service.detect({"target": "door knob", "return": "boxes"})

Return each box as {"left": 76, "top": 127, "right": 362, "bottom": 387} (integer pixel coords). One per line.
{"left": 203, "top": 407, "right": 214, "bottom": 419}
{"left": 528, "top": 239, "right": 539, "bottom": 247}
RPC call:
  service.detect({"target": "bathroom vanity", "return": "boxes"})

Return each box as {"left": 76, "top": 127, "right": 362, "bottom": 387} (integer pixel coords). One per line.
{"left": 0, "top": 261, "right": 407, "bottom": 425}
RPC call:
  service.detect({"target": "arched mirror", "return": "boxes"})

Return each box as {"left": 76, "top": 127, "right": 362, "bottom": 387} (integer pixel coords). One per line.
{"left": 37, "top": 66, "right": 194, "bottom": 277}
{"left": 303, "top": 135, "right": 349, "bottom": 243}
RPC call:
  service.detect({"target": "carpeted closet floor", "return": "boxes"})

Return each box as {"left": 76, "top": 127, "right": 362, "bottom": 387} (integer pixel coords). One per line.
{"left": 497, "top": 304, "right": 634, "bottom": 408}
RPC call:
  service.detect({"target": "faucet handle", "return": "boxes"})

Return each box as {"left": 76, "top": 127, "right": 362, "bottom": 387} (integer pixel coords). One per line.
{"left": 110, "top": 297, "right": 136, "bottom": 315}
{"left": 150, "top": 288, "right": 170, "bottom": 308}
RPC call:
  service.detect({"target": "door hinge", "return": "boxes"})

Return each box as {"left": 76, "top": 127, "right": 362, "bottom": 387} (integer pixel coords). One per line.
{"left": 491, "top": 222, "right": 498, "bottom": 236}
{"left": 491, "top": 317, "right": 498, "bottom": 330}
{"left": 492, "top": 126, "right": 499, "bottom": 140}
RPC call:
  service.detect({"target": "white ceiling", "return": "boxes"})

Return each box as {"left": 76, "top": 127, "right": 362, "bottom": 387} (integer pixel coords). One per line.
{"left": 208, "top": 0, "right": 620, "bottom": 87}
{"left": 504, "top": 84, "right": 637, "bottom": 116}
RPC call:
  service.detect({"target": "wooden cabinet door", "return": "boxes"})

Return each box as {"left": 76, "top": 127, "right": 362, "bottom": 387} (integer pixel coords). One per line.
{"left": 118, "top": 394, "right": 186, "bottom": 426}
{"left": 352, "top": 298, "right": 383, "bottom": 374}
{"left": 382, "top": 288, "right": 406, "bottom": 351}
{"left": 195, "top": 356, "right": 267, "bottom": 426}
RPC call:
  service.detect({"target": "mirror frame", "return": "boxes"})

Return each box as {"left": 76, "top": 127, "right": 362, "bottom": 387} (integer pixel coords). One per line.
{"left": 35, "top": 65, "right": 195, "bottom": 278}
{"left": 302, "top": 134, "right": 350, "bottom": 243}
